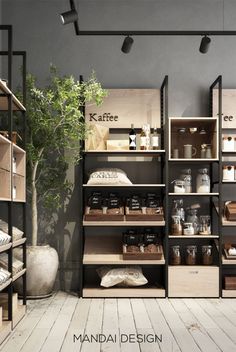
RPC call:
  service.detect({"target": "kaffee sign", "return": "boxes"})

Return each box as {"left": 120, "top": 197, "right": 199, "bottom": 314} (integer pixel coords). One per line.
{"left": 85, "top": 89, "right": 160, "bottom": 128}
{"left": 213, "top": 89, "right": 236, "bottom": 128}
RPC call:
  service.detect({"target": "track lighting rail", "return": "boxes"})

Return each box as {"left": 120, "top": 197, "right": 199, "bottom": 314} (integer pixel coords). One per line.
{"left": 73, "top": 30, "right": 236, "bottom": 36}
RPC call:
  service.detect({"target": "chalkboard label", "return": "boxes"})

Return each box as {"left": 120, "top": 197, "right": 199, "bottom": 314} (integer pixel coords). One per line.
{"left": 108, "top": 197, "right": 120, "bottom": 209}
{"left": 129, "top": 196, "right": 141, "bottom": 210}
{"left": 144, "top": 233, "right": 158, "bottom": 245}
{"left": 89, "top": 193, "right": 102, "bottom": 209}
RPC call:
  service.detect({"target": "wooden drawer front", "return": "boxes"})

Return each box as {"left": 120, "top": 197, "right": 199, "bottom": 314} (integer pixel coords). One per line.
{"left": 168, "top": 266, "right": 219, "bottom": 297}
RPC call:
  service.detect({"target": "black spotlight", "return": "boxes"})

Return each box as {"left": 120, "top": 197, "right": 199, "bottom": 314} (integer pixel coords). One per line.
{"left": 121, "top": 36, "right": 134, "bottom": 53}
{"left": 60, "top": 9, "right": 78, "bottom": 25}
{"left": 199, "top": 35, "right": 211, "bottom": 54}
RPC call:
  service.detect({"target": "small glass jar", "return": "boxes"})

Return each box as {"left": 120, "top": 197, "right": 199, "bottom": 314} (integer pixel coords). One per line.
{"left": 187, "top": 209, "right": 199, "bottom": 235}
{"left": 171, "top": 215, "right": 182, "bottom": 236}
{"left": 202, "top": 245, "right": 213, "bottom": 265}
{"left": 173, "top": 180, "right": 185, "bottom": 193}
{"left": 183, "top": 222, "right": 194, "bottom": 235}
{"left": 199, "top": 215, "right": 211, "bottom": 235}
{"left": 170, "top": 245, "right": 181, "bottom": 265}
{"left": 223, "top": 165, "right": 234, "bottom": 181}
{"left": 196, "top": 168, "right": 210, "bottom": 193}
{"left": 185, "top": 245, "right": 197, "bottom": 265}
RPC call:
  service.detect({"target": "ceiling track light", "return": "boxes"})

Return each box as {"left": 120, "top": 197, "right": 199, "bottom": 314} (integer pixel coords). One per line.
{"left": 60, "top": 0, "right": 79, "bottom": 35}
{"left": 199, "top": 35, "right": 211, "bottom": 54}
{"left": 121, "top": 36, "right": 134, "bottom": 53}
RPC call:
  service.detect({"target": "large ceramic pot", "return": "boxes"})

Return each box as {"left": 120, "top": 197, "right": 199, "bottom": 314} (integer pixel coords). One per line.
{"left": 14, "top": 245, "right": 59, "bottom": 298}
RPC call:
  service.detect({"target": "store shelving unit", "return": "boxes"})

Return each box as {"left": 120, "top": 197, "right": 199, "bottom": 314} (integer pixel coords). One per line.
{"left": 78, "top": 76, "right": 169, "bottom": 298}
{"left": 0, "top": 25, "right": 27, "bottom": 343}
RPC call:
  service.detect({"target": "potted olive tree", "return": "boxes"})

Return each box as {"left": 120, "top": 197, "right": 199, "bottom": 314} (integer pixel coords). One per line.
{"left": 15, "top": 67, "right": 107, "bottom": 297}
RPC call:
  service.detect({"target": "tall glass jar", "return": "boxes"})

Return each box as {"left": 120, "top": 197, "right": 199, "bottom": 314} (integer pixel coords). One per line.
{"left": 187, "top": 209, "right": 199, "bottom": 235}
{"left": 170, "top": 245, "right": 181, "bottom": 265}
{"left": 185, "top": 245, "right": 197, "bottom": 265}
{"left": 196, "top": 168, "right": 210, "bottom": 193}
{"left": 172, "top": 199, "right": 185, "bottom": 223}
{"left": 171, "top": 215, "right": 182, "bottom": 235}
{"left": 180, "top": 169, "right": 192, "bottom": 193}
{"left": 202, "top": 245, "right": 213, "bottom": 265}
{"left": 199, "top": 215, "right": 211, "bottom": 235}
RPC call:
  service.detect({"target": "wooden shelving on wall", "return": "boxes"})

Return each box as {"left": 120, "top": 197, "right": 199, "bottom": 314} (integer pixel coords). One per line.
{"left": 0, "top": 80, "right": 26, "bottom": 111}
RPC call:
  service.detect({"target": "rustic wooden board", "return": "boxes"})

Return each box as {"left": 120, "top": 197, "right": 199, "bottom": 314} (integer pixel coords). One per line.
{"left": 85, "top": 89, "right": 160, "bottom": 128}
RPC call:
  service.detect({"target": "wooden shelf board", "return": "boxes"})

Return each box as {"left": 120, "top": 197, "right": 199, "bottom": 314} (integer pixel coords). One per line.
{"left": 168, "top": 192, "right": 219, "bottom": 196}
{"left": 170, "top": 117, "right": 218, "bottom": 121}
{"left": 83, "top": 253, "right": 165, "bottom": 265}
{"left": 169, "top": 158, "right": 218, "bottom": 162}
{"left": 222, "top": 289, "right": 236, "bottom": 298}
{"left": 13, "top": 269, "right": 26, "bottom": 282}
{"left": 0, "top": 321, "right": 11, "bottom": 345}
{"left": 222, "top": 150, "right": 236, "bottom": 153}
{"left": 13, "top": 199, "right": 26, "bottom": 203}
{"left": 0, "top": 243, "right": 12, "bottom": 253}
{"left": 83, "top": 285, "right": 165, "bottom": 298}
{"left": 84, "top": 150, "right": 165, "bottom": 154}
{"left": 222, "top": 180, "right": 236, "bottom": 183}
{"left": 12, "top": 304, "right": 26, "bottom": 329}
{"left": 169, "top": 235, "right": 219, "bottom": 239}
{"left": 0, "top": 80, "right": 26, "bottom": 111}
{"left": 83, "top": 184, "right": 166, "bottom": 187}
{"left": 0, "top": 197, "right": 11, "bottom": 202}
{"left": 222, "top": 217, "right": 236, "bottom": 226}
{"left": 12, "top": 144, "right": 25, "bottom": 154}
{"left": 0, "top": 134, "right": 11, "bottom": 145}
{"left": 13, "top": 238, "right": 26, "bottom": 248}
{"left": 13, "top": 173, "right": 25, "bottom": 178}
{"left": 0, "top": 279, "right": 12, "bottom": 292}
{"left": 83, "top": 219, "right": 165, "bottom": 227}
{"left": 222, "top": 256, "right": 236, "bottom": 265}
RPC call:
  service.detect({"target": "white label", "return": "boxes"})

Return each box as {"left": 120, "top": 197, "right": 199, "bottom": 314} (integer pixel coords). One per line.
{"left": 140, "top": 136, "right": 146, "bottom": 147}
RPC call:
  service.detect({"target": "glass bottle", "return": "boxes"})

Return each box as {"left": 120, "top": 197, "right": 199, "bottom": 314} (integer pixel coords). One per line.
{"left": 145, "top": 124, "right": 151, "bottom": 150}
{"left": 185, "top": 245, "right": 197, "bottom": 265}
{"left": 180, "top": 169, "right": 192, "bottom": 193}
{"left": 151, "top": 125, "right": 159, "bottom": 150}
{"left": 187, "top": 208, "right": 199, "bottom": 235}
{"left": 129, "top": 123, "right": 136, "bottom": 150}
{"left": 140, "top": 125, "right": 146, "bottom": 150}
{"left": 202, "top": 245, "right": 213, "bottom": 265}
{"left": 170, "top": 245, "right": 181, "bottom": 265}
{"left": 196, "top": 168, "right": 210, "bottom": 193}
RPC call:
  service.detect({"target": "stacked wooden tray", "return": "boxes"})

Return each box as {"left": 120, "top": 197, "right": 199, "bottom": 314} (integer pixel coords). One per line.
{"left": 123, "top": 244, "right": 163, "bottom": 260}
{"left": 225, "top": 202, "right": 236, "bottom": 221}
{"left": 125, "top": 207, "right": 164, "bottom": 221}
{"left": 84, "top": 206, "right": 124, "bottom": 221}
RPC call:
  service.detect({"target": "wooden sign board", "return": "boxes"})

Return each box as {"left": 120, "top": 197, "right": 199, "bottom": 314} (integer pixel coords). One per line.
{"left": 85, "top": 89, "right": 160, "bottom": 128}
{"left": 213, "top": 89, "right": 236, "bottom": 128}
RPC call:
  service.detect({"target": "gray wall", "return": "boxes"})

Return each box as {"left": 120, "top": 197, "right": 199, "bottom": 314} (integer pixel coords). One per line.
{"left": 2, "top": 0, "right": 236, "bottom": 290}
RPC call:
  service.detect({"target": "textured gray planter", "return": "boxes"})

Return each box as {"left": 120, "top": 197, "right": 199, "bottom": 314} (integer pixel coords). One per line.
{"left": 14, "top": 245, "right": 59, "bottom": 298}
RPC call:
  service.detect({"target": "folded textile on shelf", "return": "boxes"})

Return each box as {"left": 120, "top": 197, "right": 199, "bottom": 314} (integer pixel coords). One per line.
{"left": 87, "top": 168, "right": 132, "bottom": 185}
{"left": 0, "top": 253, "right": 23, "bottom": 275}
{"left": 0, "top": 267, "right": 11, "bottom": 285}
{"left": 0, "top": 230, "right": 11, "bottom": 245}
{"left": 0, "top": 219, "right": 24, "bottom": 240}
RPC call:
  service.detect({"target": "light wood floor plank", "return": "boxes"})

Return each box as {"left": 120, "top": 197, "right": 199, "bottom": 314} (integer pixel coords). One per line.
{"left": 170, "top": 299, "right": 221, "bottom": 352}
{"left": 80, "top": 299, "right": 104, "bottom": 352}
{"left": 101, "top": 299, "right": 120, "bottom": 352}
{"left": 117, "top": 299, "right": 140, "bottom": 352}
{"left": 60, "top": 298, "right": 91, "bottom": 352}
{"left": 144, "top": 299, "right": 180, "bottom": 352}
{"left": 184, "top": 299, "right": 236, "bottom": 352}
{"left": 131, "top": 299, "right": 161, "bottom": 352}
{"left": 158, "top": 299, "right": 201, "bottom": 352}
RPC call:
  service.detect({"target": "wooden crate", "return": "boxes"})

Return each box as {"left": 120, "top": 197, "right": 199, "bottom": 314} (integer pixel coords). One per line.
{"left": 224, "top": 276, "right": 236, "bottom": 290}
{"left": 125, "top": 206, "right": 164, "bottom": 221}
{"left": 168, "top": 266, "right": 219, "bottom": 297}
{"left": 123, "top": 244, "right": 163, "bottom": 260}
{"left": 225, "top": 202, "right": 236, "bottom": 221}
{"left": 84, "top": 206, "right": 124, "bottom": 221}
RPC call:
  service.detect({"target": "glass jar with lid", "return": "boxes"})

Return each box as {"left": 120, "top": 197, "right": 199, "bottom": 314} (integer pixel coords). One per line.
{"left": 202, "top": 245, "right": 213, "bottom": 265}
{"left": 223, "top": 165, "right": 234, "bottom": 181}
{"left": 185, "top": 245, "right": 197, "bottom": 265}
{"left": 171, "top": 215, "right": 182, "bottom": 235}
{"left": 173, "top": 180, "right": 185, "bottom": 193}
{"left": 199, "top": 215, "right": 211, "bottom": 235}
{"left": 172, "top": 199, "right": 185, "bottom": 223}
{"left": 187, "top": 209, "right": 199, "bottom": 235}
{"left": 170, "top": 245, "right": 181, "bottom": 265}
{"left": 196, "top": 168, "right": 210, "bottom": 193}
{"left": 180, "top": 169, "right": 192, "bottom": 193}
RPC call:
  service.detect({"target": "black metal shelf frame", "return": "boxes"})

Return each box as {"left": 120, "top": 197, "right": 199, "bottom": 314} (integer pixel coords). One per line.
{"left": 78, "top": 76, "right": 169, "bottom": 297}
{"left": 0, "top": 25, "right": 27, "bottom": 322}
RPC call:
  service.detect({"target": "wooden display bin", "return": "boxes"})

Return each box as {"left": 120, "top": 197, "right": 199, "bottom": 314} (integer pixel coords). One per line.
{"left": 84, "top": 206, "right": 124, "bottom": 221}
{"left": 224, "top": 276, "right": 236, "bottom": 290}
{"left": 125, "top": 206, "right": 164, "bottom": 221}
{"left": 169, "top": 117, "right": 219, "bottom": 160}
{"left": 123, "top": 244, "right": 163, "bottom": 260}
{"left": 168, "top": 266, "right": 219, "bottom": 297}
{"left": 225, "top": 202, "right": 236, "bottom": 221}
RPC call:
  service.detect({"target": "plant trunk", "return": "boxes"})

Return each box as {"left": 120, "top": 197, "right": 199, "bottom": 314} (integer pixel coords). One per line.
{"left": 31, "top": 179, "right": 38, "bottom": 246}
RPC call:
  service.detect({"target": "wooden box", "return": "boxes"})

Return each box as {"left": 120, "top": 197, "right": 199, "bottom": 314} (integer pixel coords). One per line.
{"left": 84, "top": 206, "right": 124, "bottom": 221}
{"left": 225, "top": 202, "right": 236, "bottom": 221}
{"left": 0, "top": 293, "right": 18, "bottom": 319}
{"left": 224, "top": 276, "right": 236, "bottom": 290}
{"left": 125, "top": 206, "right": 164, "bottom": 221}
{"left": 168, "top": 266, "right": 219, "bottom": 297}
{"left": 123, "top": 244, "right": 163, "bottom": 260}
